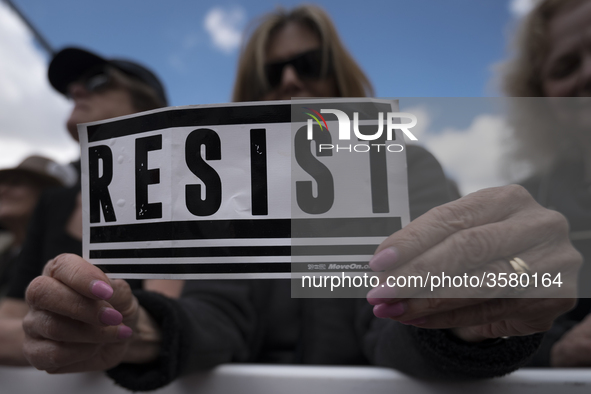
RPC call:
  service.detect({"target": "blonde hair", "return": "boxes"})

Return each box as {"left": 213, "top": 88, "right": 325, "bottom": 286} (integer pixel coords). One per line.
{"left": 501, "top": 0, "right": 586, "bottom": 175}
{"left": 232, "top": 4, "right": 374, "bottom": 101}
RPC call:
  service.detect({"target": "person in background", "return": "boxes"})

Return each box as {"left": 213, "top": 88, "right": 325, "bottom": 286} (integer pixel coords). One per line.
{"left": 0, "top": 155, "right": 72, "bottom": 297}
{"left": 0, "top": 47, "right": 182, "bottom": 366}
{"left": 502, "top": 0, "right": 591, "bottom": 367}
{"left": 19, "top": 5, "right": 580, "bottom": 390}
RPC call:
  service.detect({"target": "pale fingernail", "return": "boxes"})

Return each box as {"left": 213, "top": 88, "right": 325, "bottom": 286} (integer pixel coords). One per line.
{"left": 100, "top": 308, "right": 123, "bottom": 326}
{"left": 373, "top": 302, "right": 405, "bottom": 318}
{"left": 369, "top": 247, "right": 398, "bottom": 271}
{"left": 117, "top": 326, "right": 133, "bottom": 340}
{"left": 91, "top": 280, "right": 113, "bottom": 300}
{"left": 400, "top": 317, "right": 427, "bottom": 325}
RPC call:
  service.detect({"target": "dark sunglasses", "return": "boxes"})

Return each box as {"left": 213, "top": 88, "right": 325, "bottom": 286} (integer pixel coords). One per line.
{"left": 66, "top": 66, "right": 117, "bottom": 98}
{"left": 264, "top": 49, "right": 329, "bottom": 88}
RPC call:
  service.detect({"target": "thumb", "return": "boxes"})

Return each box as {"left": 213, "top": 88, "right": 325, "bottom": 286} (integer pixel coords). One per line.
{"left": 108, "top": 279, "right": 140, "bottom": 325}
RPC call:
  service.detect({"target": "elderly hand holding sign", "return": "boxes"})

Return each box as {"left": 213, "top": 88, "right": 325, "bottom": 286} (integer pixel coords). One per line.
{"left": 22, "top": 254, "right": 160, "bottom": 372}
{"left": 367, "top": 185, "right": 580, "bottom": 342}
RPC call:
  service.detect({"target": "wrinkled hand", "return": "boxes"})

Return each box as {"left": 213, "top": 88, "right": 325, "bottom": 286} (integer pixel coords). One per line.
{"left": 367, "top": 185, "right": 581, "bottom": 341}
{"left": 551, "top": 314, "right": 591, "bottom": 366}
{"left": 22, "top": 253, "right": 153, "bottom": 373}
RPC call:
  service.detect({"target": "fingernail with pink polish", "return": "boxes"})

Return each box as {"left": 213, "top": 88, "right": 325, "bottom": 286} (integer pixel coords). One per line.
{"left": 100, "top": 308, "right": 123, "bottom": 326}
{"left": 91, "top": 280, "right": 113, "bottom": 300}
{"left": 373, "top": 302, "right": 405, "bottom": 318}
{"left": 369, "top": 247, "right": 398, "bottom": 271}
{"left": 118, "top": 326, "right": 133, "bottom": 340}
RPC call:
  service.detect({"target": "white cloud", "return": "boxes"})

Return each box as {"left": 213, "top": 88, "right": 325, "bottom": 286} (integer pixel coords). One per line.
{"left": 0, "top": 2, "right": 78, "bottom": 170}
{"left": 415, "top": 112, "right": 514, "bottom": 196}
{"left": 509, "top": 0, "right": 540, "bottom": 18}
{"left": 400, "top": 106, "right": 431, "bottom": 142}
{"left": 392, "top": 105, "right": 512, "bottom": 195}
{"left": 203, "top": 6, "right": 245, "bottom": 54}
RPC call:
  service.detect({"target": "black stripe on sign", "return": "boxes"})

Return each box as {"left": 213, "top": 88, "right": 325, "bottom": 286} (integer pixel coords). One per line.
{"left": 89, "top": 217, "right": 401, "bottom": 243}
{"left": 85, "top": 101, "right": 394, "bottom": 143}
{"left": 96, "top": 263, "right": 290, "bottom": 274}
{"left": 95, "top": 262, "right": 373, "bottom": 274}
{"left": 89, "top": 244, "right": 378, "bottom": 259}
{"left": 87, "top": 105, "right": 291, "bottom": 142}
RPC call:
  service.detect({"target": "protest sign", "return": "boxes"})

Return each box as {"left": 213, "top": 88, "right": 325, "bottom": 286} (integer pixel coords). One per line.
{"left": 79, "top": 98, "right": 411, "bottom": 279}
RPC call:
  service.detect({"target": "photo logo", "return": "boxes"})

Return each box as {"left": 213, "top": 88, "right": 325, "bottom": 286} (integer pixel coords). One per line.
{"left": 303, "top": 107, "right": 328, "bottom": 132}
{"left": 306, "top": 109, "right": 418, "bottom": 142}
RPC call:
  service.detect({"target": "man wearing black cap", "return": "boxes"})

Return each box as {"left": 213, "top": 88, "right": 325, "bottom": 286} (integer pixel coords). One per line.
{"left": 0, "top": 47, "right": 180, "bottom": 366}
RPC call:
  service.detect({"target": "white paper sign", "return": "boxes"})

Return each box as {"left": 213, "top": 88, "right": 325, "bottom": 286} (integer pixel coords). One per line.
{"left": 79, "top": 99, "right": 411, "bottom": 279}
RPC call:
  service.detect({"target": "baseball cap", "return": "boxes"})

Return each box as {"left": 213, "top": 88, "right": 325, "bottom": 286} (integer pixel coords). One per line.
{"left": 48, "top": 47, "right": 168, "bottom": 106}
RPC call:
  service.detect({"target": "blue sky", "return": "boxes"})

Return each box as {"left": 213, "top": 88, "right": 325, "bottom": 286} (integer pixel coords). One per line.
{"left": 13, "top": 0, "right": 522, "bottom": 104}
{"left": 0, "top": 0, "right": 537, "bottom": 194}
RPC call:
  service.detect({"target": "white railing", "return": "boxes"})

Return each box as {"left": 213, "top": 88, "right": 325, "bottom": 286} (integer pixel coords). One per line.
{"left": 0, "top": 365, "right": 589, "bottom": 393}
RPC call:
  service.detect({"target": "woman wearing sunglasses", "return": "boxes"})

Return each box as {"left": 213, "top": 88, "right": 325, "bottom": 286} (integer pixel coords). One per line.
{"left": 233, "top": 8, "right": 371, "bottom": 101}
{"left": 19, "top": 5, "right": 579, "bottom": 390}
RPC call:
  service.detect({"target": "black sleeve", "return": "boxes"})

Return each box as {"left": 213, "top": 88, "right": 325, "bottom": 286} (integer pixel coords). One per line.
{"left": 106, "top": 290, "right": 192, "bottom": 391}
{"left": 107, "top": 280, "right": 256, "bottom": 391}
{"left": 359, "top": 302, "right": 543, "bottom": 380}
{"left": 358, "top": 145, "right": 543, "bottom": 379}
